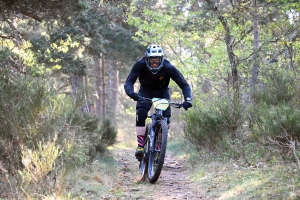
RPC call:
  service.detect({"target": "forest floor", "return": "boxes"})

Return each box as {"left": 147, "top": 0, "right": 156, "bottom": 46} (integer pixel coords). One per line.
{"left": 2, "top": 127, "right": 300, "bottom": 199}
{"left": 67, "top": 139, "right": 300, "bottom": 200}
{"left": 3, "top": 136, "right": 300, "bottom": 199}
{"left": 103, "top": 146, "right": 208, "bottom": 200}
{"left": 47, "top": 123, "right": 300, "bottom": 200}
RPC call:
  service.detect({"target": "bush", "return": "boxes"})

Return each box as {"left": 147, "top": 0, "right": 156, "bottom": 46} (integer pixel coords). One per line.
{"left": 0, "top": 71, "right": 49, "bottom": 171}
{"left": 183, "top": 96, "right": 245, "bottom": 153}
{"left": 251, "top": 72, "right": 295, "bottom": 106}
{"left": 0, "top": 70, "right": 117, "bottom": 198}
{"left": 248, "top": 71, "right": 300, "bottom": 164}
{"left": 89, "top": 119, "right": 118, "bottom": 157}
{"left": 99, "top": 119, "right": 118, "bottom": 146}
{"left": 253, "top": 103, "right": 300, "bottom": 142}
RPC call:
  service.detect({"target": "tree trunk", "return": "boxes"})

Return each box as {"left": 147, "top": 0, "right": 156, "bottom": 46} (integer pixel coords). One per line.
{"left": 250, "top": 0, "right": 260, "bottom": 92}
{"left": 82, "top": 76, "right": 90, "bottom": 113}
{"left": 101, "top": 57, "right": 106, "bottom": 119}
{"left": 205, "top": 0, "right": 239, "bottom": 96}
{"left": 71, "top": 74, "right": 83, "bottom": 105}
{"left": 93, "top": 57, "right": 102, "bottom": 117}
{"left": 109, "top": 59, "right": 119, "bottom": 122}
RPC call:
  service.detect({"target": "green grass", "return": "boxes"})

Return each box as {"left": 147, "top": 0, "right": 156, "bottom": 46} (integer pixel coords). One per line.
{"left": 168, "top": 138, "right": 300, "bottom": 200}
{"left": 193, "top": 159, "right": 300, "bottom": 199}
{"left": 63, "top": 152, "right": 119, "bottom": 199}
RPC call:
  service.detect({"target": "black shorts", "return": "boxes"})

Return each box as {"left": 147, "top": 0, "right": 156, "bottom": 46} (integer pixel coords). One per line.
{"left": 136, "top": 86, "right": 171, "bottom": 126}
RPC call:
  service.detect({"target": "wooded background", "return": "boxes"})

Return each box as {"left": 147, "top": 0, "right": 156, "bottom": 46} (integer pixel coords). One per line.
{"left": 1, "top": 0, "right": 299, "bottom": 119}
{"left": 1, "top": 0, "right": 300, "bottom": 198}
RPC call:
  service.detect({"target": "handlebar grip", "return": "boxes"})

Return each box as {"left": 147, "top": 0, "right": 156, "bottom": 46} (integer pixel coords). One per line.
{"left": 138, "top": 96, "right": 145, "bottom": 101}
{"left": 170, "top": 103, "right": 183, "bottom": 108}
{"left": 138, "top": 96, "right": 152, "bottom": 102}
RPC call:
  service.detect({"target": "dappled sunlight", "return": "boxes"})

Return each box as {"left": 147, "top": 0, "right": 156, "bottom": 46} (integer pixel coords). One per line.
{"left": 112, "top": 143, "right": 135, "bottom": 150}
{"left": 216, "top": 175, "right": 268, "bottom": 200}
{"left": 117, "top": 127, "right": 136, "bottom": 148}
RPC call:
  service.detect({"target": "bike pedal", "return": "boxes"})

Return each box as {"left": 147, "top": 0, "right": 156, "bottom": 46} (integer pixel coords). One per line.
{"left": 136, "top": 155, "right": 143, "bottom": 161}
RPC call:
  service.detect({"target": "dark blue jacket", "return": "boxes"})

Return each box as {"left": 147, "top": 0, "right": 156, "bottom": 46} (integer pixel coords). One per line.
{"left": 124, "top": 57, "right": 192, "bottom": 100}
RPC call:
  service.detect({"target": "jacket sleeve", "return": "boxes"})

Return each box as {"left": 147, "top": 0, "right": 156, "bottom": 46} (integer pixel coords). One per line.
{"left": 169, "top": 66, "right": 192, "bottom": 101}
{"left": 124, "top": 63, "right": 140, "bottom": 95}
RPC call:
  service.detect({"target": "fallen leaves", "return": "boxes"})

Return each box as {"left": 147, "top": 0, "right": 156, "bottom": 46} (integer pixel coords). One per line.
{"left": 93, "top": 176, "right": 102, "bottom": 183}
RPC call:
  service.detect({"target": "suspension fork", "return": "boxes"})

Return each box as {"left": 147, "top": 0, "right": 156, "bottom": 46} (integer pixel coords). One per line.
{"left": 149, "top": 109, "right": 163, "bottom": 153}
{"left": 149, "top": 115, "right": 156, "bottom": 153}
{"left": 155, "top": 109, "right": 164, "bottom": 143}
{"left": 149, "top": 109, "right": 164, "bottom": 153}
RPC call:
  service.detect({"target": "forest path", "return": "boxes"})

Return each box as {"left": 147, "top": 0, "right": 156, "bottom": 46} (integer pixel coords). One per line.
{"left": 103, "top": 147, "right": 208, "bottom": 200}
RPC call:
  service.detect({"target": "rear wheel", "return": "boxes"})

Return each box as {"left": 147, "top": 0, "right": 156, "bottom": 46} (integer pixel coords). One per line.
{"left": 148, "top": 120, "right": 168, "bottom": 183}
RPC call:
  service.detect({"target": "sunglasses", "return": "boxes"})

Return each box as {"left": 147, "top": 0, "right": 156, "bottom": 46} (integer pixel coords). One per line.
{"left": 149, "top": 60, "right": 160, "bottom": 65}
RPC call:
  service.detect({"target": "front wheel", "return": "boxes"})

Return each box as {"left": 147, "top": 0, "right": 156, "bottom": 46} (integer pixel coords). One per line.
{"left": 139, "top": 124, "right": 151, "bottom": 181}
{"left": 148, "top": 120, "right": 168, "bottom": 183}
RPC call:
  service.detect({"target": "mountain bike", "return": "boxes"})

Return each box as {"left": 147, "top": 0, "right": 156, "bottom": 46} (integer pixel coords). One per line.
{"left": 138, "top": 97, "right": 183, "bottom": 183}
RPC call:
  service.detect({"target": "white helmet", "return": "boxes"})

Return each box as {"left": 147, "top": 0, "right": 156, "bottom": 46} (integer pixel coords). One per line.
{"left": 145, "top": 44, "right": 164, "bottom": 74}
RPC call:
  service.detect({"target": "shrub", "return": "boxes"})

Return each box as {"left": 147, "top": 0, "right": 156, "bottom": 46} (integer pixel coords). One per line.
{"left": 90, "top": 119, "right": 118, "bottom": 156}
{"left": 248, "top": 71, "right": 300, "bottom": 164}
{"left": 251, "top": 71, "right": 295, "bottom": 106}
{"left": 83, "top": 114, "right": 99, "bottom": 132}
{"left": 19, "top": 136, "right": 62, "bottom": 191}
{"left": 99, "top": 119, "right": 118, "bottom": 146}
{"left": 0, "top": 71, "right": 48, "bottom": 171}
{"left": 253, "top": 103, "right": 300, "bottom": 142}
{"left": 183, "top": 96, "right": 245, "bottom": 153}
{"left": 0, "top": 70, "right": 113, "bottom": 198}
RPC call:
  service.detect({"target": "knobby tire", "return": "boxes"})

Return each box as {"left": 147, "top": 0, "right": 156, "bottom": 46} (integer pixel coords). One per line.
{"left": 148, "top": 120, "right": 168, "bottom": 183}
{"left": 139, "top": 124, "right": 151, "bottom": 181}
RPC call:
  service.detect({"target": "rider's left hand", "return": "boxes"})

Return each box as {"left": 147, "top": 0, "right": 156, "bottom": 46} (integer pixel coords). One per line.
{"left": 182, "top": 101, "right": 192, "bottom": 110}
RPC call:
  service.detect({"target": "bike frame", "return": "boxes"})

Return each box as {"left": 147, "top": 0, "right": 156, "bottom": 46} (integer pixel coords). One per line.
{"left": 139, "top": 97, "right": 183, "bottom": 183}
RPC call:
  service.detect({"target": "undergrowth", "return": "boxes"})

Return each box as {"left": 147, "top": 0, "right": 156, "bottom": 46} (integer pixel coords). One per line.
{"left": 168, "top": 136, "right": 300, "bottom": 199}
{"left": 0, "top": 71, "right": 118, "bottom": 199}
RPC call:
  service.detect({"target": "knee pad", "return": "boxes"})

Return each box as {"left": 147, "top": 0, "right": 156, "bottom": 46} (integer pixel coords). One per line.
{"left": 136, "top": 108, "right": 148, "bottom": 126}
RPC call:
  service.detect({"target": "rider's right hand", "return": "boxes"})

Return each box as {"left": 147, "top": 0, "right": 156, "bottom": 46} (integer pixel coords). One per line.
{"left": 128, "top": 92, "right": 140, "bottom": 101}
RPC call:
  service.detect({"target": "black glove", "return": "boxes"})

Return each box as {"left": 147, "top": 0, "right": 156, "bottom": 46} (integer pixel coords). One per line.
{"left": 128, "top": 92, "right": 140, "bottom": 101}
{"left": 182, "top": 101, "right": 192, "bottom": 110}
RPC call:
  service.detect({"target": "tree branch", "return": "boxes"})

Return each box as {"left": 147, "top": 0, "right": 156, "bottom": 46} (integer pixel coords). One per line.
{"left": 0, "top": 34, "right": 13, "bottom": 39}
{"left": 20, "top": 11, "right": 42, "bottom": 22}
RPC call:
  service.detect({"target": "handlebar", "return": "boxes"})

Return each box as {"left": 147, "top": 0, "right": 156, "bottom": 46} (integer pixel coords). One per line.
{"left": 138, "top": 96, "right": 183, "bottom": 108}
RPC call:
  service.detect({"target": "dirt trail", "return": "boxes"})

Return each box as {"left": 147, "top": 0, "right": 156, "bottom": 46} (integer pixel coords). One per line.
{"left": 105, "top": 148, "right": 207, "bottom": 200}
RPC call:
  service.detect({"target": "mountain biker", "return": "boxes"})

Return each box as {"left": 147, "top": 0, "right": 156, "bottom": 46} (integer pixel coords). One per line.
{"left": 124, "top": 44, "right": 193, "bottom": 160}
